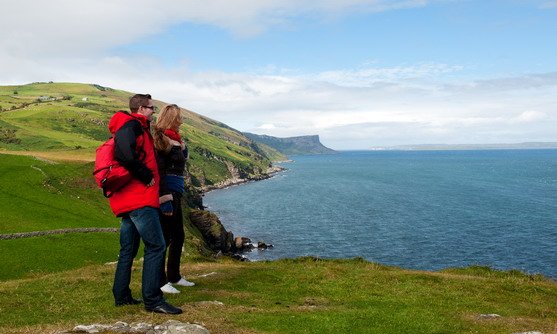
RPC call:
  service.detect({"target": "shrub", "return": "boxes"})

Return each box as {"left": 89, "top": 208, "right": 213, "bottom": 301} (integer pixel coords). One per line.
{"left": 0, "top": 128, "right": 21, "bottom": 144}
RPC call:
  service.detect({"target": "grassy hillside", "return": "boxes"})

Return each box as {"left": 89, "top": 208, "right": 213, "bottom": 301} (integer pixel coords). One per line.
{"left": 0, "top": 154, "right": 117, "bottom": 281}
{"left": 0, "top": 154, "right": 207, "bottom": 281}
{"left": 0, "top": 82, "right": 285, "bottom": 185}
{"left": 0, "top": 154, "right": 116, "bottom": 234}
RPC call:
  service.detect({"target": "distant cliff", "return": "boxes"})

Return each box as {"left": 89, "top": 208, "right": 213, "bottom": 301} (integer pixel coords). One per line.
{"left": 244, "top": 133, "right": 336, "bottom": 156}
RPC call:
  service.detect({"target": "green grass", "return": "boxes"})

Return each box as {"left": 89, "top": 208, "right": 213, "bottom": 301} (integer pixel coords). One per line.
{"left": 188, "top": 150, "right": 231, "bottom": 185}
{"left": 0, "top": 103, "right": 110, "bottom": 150}
{"left": 0, "top": 153, "right": 122, "bottom": 282}
{"left": 0, "top": 258, "right": 554, "bottom": 334}
{"left": 0, "top": 153, "right": 208, "bottom": 283}
{"left": 0, "top": 233, "right": 120, "bottom": 281}
{"left": 0, "top": 154, "right": 118, "bottom": 234}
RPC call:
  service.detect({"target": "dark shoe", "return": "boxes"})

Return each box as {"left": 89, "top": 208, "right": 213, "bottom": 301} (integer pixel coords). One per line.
{"left": 115, "top": 297, "right": 142, "bottom": 306}
{"left": 146, "top": 302, "right": 183, "bottom": 314}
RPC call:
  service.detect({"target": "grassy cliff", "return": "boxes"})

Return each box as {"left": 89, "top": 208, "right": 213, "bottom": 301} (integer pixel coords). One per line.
{"left": 243, "top": 133, "right": 336, "bottom": 156}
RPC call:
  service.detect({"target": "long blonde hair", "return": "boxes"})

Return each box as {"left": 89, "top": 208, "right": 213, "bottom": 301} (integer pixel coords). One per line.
{"left": 154, "top": 104, "right": 182, "bottom": 153}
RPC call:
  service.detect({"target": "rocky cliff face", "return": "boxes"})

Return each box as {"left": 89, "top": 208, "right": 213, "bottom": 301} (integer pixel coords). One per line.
{"left": 243, "top": 133, "right": 336, "bottom": 156}
{"left": 189, "top": 209, "right": 270, "bottom": 256}
{"left": 189, "top": 210, "right": 235, "bottom": 253}
{"left": 184, "top": 163, "right": 282, "bottom": 257}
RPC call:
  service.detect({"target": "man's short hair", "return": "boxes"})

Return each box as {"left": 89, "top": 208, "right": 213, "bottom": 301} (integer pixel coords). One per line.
{"left": 129, "top": 94, "right": 152, "bottom": 113}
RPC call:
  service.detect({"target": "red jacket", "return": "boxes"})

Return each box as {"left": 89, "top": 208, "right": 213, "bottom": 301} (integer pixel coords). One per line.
{"left": 107, "top": 111, "right": 160, "bottom": 217}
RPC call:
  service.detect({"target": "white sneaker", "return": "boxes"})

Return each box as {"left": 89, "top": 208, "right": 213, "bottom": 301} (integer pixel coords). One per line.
{"left": 160, "top": 283, "right": 180, "bottom": 294}
{"left": 175, "top": 278, "right": 195, "bottom": 287}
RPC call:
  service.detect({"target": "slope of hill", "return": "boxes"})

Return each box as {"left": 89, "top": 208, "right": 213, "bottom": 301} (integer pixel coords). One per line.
{"left": 0, "top": 82, "right": 284, "bottom": 187}
{"left": 243, "top": 132, "right": 336, "bottom": 156}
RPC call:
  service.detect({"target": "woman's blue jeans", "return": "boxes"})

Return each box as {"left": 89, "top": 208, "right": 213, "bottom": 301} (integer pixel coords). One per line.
{"left": 112, "top": 207, "right": 166, "bottom": 309}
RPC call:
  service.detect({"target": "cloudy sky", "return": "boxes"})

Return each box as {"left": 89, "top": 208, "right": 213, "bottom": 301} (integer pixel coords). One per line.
{"left": 1, "top": 0, "right": 556, "bottom": 149}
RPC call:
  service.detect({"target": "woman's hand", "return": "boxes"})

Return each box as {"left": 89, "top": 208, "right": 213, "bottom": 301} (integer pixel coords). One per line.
{"left": 160, "top": 201, "right": 173, "bottom": 216}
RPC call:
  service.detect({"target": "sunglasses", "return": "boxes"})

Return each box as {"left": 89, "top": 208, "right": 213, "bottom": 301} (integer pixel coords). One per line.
{"left": 142, "top": 105, "right": 157, "bottom": 111}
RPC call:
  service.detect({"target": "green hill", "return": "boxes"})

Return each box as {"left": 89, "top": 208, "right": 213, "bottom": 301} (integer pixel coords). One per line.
{"left": 0, "top": 82, "right": 285, "bottom": 186}
{"left": 0, "top": 153, "right": 210, "bottom": 282}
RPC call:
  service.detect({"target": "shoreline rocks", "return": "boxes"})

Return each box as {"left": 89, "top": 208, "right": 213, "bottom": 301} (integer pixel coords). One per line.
{"left": 198, "top": 166, "right": 286, "bottom": 193}
{"left": 189, "top": 210, "right": 273, "bottom": 257}
{"left": 188, "top": 165, "right": 283, "bottom": 259}
{"left": 257, "top": 241, "right": 273, "bottom": 250}
{"left": 190, "top": 210, "right": 235, "bottom": 254}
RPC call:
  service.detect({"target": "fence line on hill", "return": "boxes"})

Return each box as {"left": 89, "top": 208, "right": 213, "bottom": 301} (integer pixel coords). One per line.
{"left": 0, "top": 228, "right": 119, "bottom": 240}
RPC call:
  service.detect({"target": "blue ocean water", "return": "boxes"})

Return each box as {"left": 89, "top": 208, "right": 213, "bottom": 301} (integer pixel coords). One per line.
{"left": 203, "top": 150, "right": 557, "bottom": 278}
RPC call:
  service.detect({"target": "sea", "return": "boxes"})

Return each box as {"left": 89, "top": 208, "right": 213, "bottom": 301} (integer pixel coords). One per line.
{"left": 203, "top": 150, "right": 557, "bottom": 278}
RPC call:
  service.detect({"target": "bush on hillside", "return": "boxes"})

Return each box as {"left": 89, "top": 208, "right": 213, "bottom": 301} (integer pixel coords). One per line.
{"left": 0, "top": 128, "right": 21, "bottom": 144}
{"left": 74, "top": 102, "right": 112, "bottom": 113}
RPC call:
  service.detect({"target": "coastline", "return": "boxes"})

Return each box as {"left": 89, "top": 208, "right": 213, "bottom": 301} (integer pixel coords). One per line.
{"left": 194, "top": 152, "right": 557, "bottom": 280}
{"left": 198, "top": 165, "right": 286, "bottom": 193}
{"left": 190, "top": 164, "right": 286, "bottom": 257}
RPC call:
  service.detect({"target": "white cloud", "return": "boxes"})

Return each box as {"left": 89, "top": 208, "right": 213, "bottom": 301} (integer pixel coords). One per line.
{"left": 510, "top": 111, "right": 548, "bottom": 123}
{"left": 2, "top": 49, "right": 556, "bottom": 149}
{"left": 540, "top": 0, "right": 557, "bottom": 8}
{"left": 0, "top": 0, "right": 430, "bottom": 58}
{"left": 258, "top": 123, "right": 277, "bottom": 130}
{"left": 316, "top": 63, "right": 464, "bottom": 87}
{"left": 1, "top": 0, "right": 556, "bottom": 149}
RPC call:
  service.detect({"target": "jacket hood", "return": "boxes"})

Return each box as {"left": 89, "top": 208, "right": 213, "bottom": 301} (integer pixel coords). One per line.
{"left": 108, "top": 111, "right": 149, "bottom": 134}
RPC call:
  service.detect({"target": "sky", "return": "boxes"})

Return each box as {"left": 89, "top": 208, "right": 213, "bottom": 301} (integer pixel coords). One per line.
{"left": 1, "top": 0, "right": 557, "bottom": 150}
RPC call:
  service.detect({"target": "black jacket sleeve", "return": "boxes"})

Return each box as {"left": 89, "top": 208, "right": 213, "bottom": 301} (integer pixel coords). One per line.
{"left": 155, "top": 150, "right": 169, "bottom": 196}
{"left": 114, "top": 120, "right": 153, "bottom": 184}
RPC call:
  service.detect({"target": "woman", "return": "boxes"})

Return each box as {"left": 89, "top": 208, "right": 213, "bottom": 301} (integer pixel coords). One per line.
{"left": 153, "top": 104, "right": 195, "bottom": 294}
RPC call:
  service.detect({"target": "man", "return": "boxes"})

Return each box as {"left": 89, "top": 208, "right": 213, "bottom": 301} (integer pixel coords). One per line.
{"left": 108, "top": 94, "right": 182, "bottom": 314}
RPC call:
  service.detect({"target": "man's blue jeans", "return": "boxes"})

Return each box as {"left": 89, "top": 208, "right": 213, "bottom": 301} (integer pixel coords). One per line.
{"left": 112, "top": 207, "right": 166, "bottom": 309}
